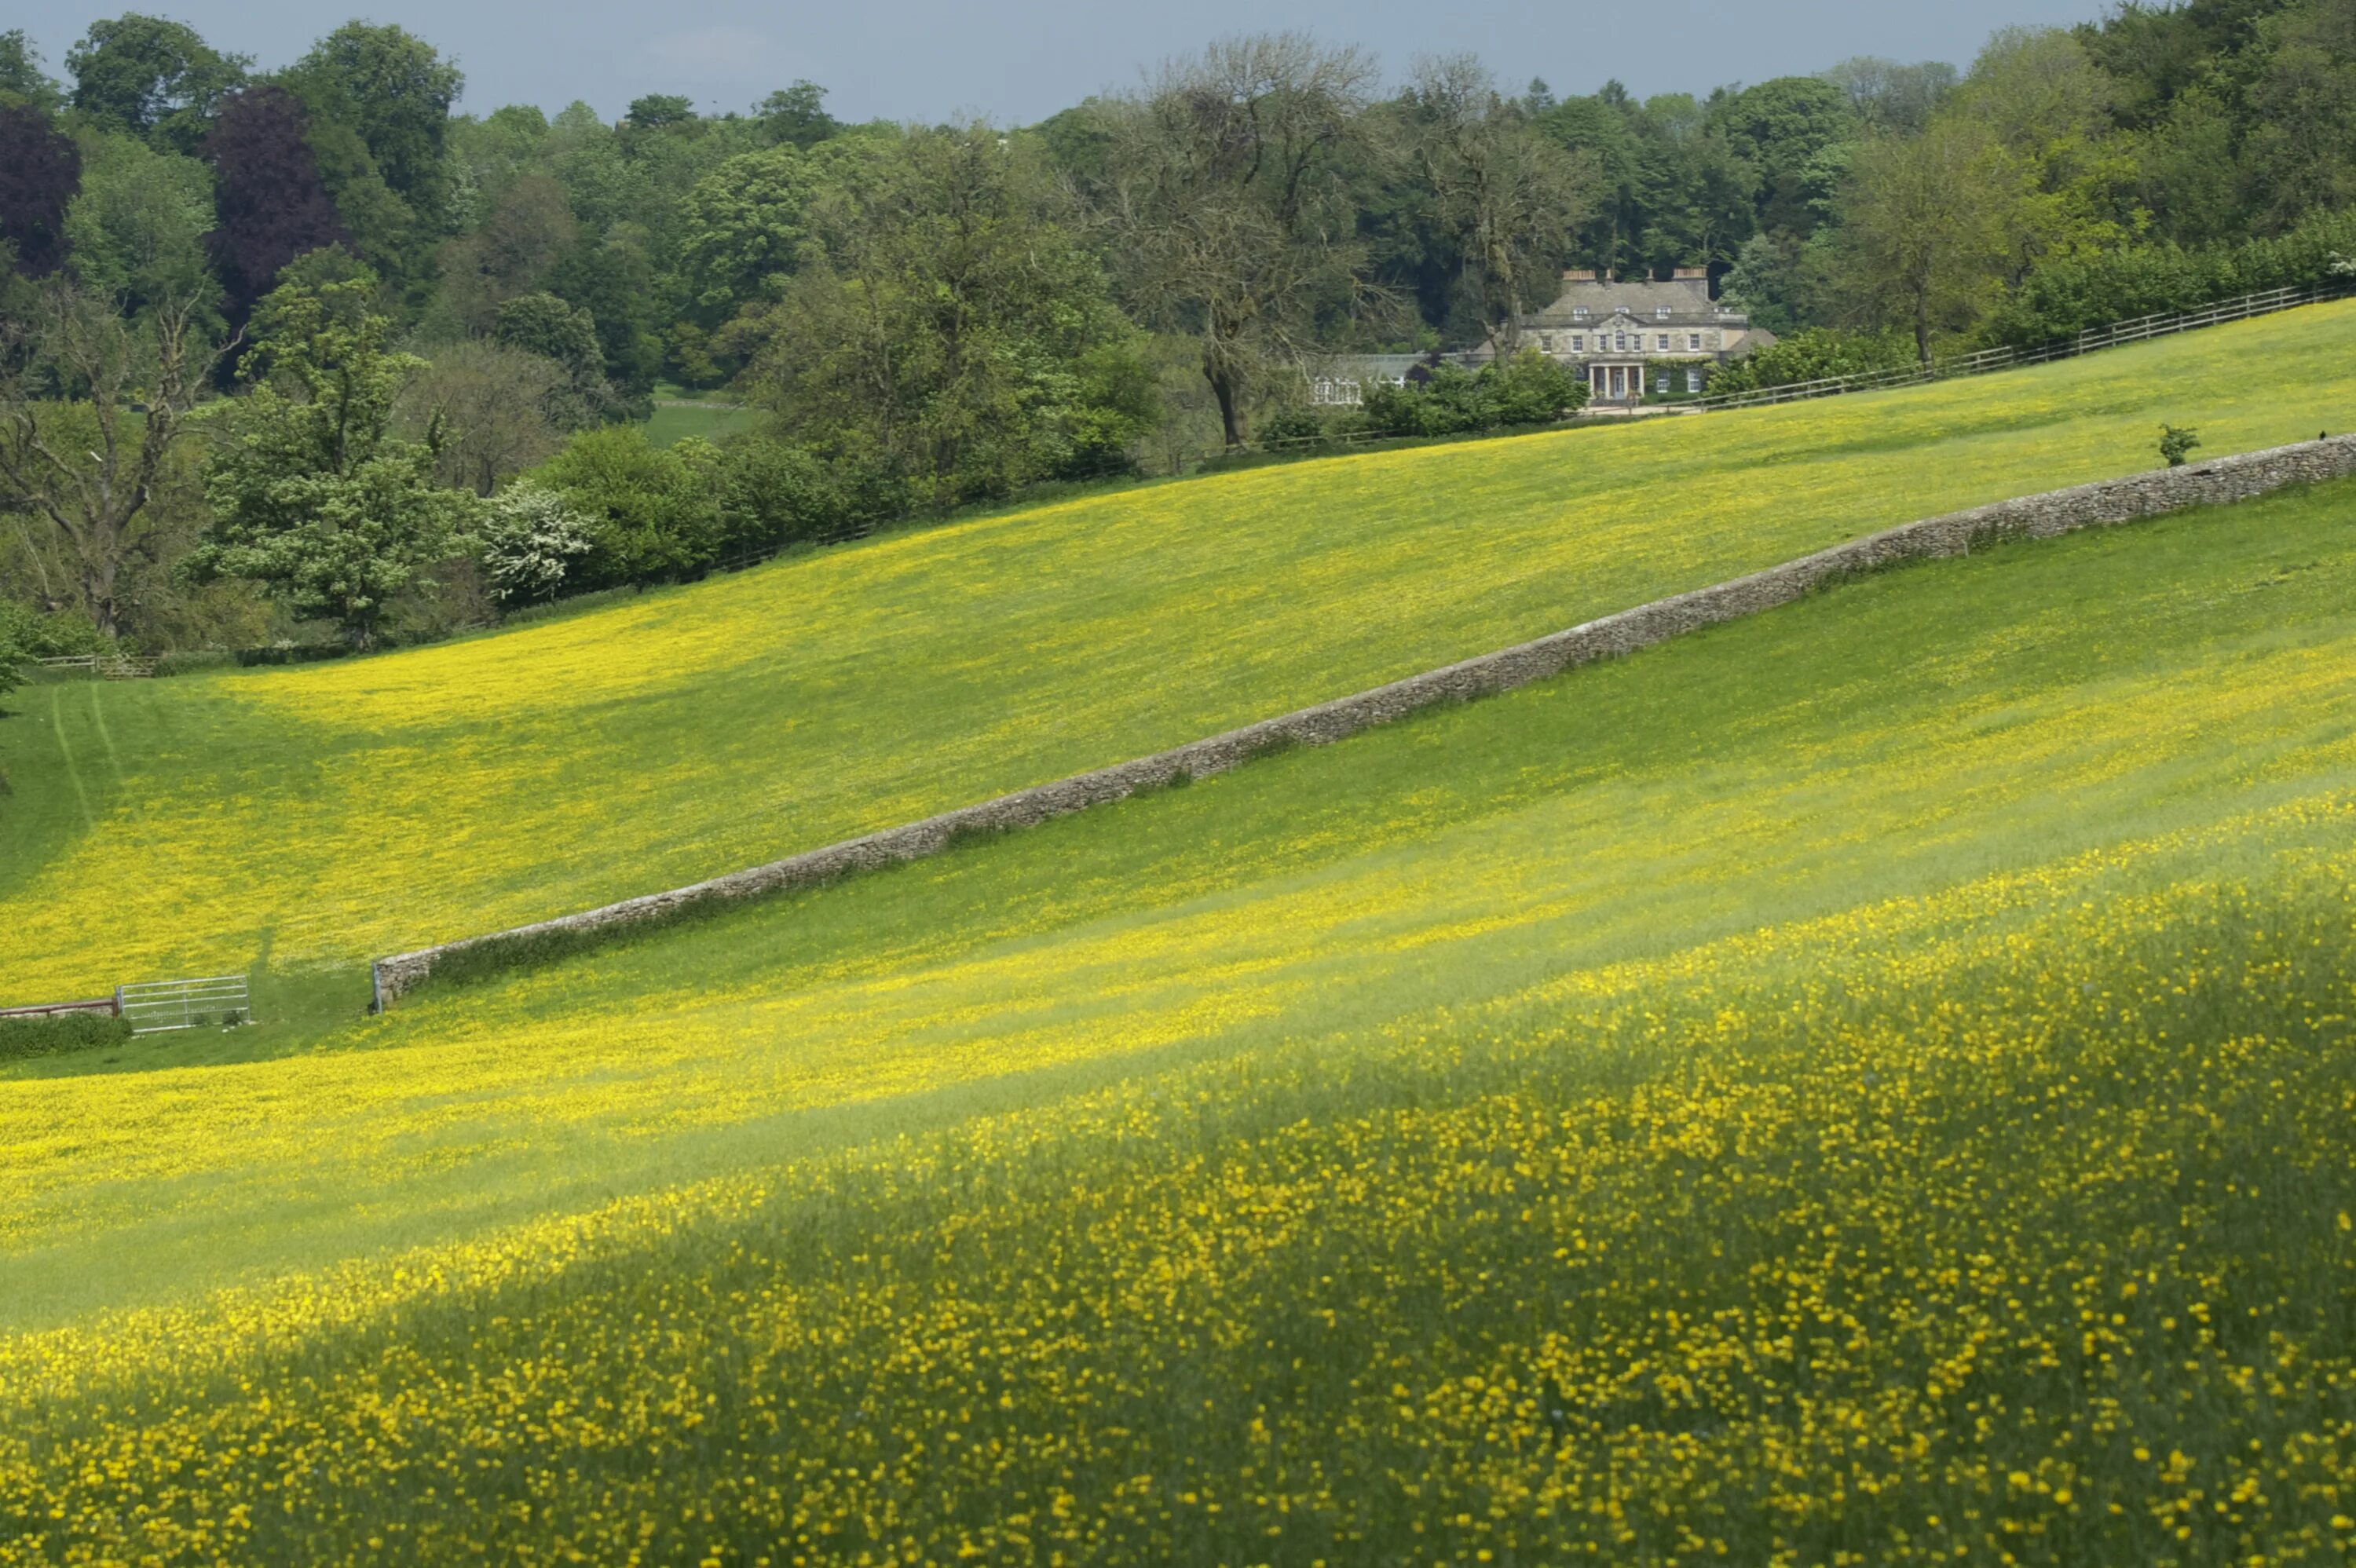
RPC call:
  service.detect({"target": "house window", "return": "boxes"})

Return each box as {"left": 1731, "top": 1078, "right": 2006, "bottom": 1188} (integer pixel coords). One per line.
{"left": 1685, "top": 368, "right": 1703, "bottom": 393}
{"left": 1656, "top": 334, "right": 1670, "bottom": 351}
{"left": 1688, "top": 333, "right": 1702, "bottom": 351}
{"left": 1570, "top": 334, "right": 1584, "bottom": 352}
{"left": 1572, "top": 306, "right": 1589, "bottom": 320}
{"left": 1613, "top": 332, "right": 1626, "bottom": 351}
{"left": 1655, "top": 371, "right": 1670, "bottom": 393}
{"left": 1655, "top": 306, "right": 1670, "bottom": 320}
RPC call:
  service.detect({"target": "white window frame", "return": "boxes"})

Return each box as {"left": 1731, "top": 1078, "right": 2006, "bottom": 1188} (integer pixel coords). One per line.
{"left": 1688, "top": 333, "right": 1702, "bottom": 351}
{"left": 1685, "top": 367, "right": 1703, "bottom": 393}
{"left": 1570, "top": 334, "right": 1585, "bottom": 352}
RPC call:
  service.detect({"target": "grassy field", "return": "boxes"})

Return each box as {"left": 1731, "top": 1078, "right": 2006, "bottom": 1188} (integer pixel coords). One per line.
{"left": 2, "top": 469, "right": 2354, "bottom": 1562}
{"left": 643, "top": 397, "right": 759, "bottom": 448}
{"left": 5, "top": 300, "right": 2356, "bottom": 1002}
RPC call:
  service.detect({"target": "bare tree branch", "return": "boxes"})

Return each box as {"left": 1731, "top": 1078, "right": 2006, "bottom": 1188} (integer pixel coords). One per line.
{"left": 0, "top": 280, "right": 229, "bottom": 635}
{"left": 1103, "top": 33, "right": 1388, "bottom": 446}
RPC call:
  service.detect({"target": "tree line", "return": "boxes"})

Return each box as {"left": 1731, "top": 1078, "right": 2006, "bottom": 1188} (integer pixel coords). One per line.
{"left": 2, "top": 2, "right": 2353, "bottom": 655}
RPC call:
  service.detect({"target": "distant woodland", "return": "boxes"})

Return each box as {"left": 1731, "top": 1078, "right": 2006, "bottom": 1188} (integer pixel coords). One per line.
{"left": 2, "top": 2, "right": 2354, "bottom": 655}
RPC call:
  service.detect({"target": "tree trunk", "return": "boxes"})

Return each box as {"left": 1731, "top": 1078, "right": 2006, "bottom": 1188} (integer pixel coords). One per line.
{"left": 1206, "top": 353, "right": 1245, "bottom": 448}
{"left": 86, "top": 556, "right": 119, "bottom": 640}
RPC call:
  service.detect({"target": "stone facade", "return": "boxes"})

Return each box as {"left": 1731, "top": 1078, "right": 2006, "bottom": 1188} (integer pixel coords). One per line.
{"left": 1515, "top": 267, "right": 1772, "bottom": 405}
{"left": 371, "top": 436, "right": 2356, "bottom": 1007}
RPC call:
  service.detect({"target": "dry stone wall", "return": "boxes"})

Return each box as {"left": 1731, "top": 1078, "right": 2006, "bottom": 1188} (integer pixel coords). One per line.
{"left": 371, "top": 435, "right": 2356, "bottom": 1007}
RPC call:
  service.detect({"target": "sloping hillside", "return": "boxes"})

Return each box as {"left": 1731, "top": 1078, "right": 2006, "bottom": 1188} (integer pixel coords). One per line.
{"left": 5, "top": 302, "right": 2356, "bottom": 998}
{"left": 4, "top": 473, "right": 2354, "bottom": 1563}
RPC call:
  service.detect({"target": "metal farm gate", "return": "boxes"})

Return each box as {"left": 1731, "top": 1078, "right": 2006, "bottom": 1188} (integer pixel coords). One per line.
{"left": 115, "top": 974, "right": 253, "bottom": 1033}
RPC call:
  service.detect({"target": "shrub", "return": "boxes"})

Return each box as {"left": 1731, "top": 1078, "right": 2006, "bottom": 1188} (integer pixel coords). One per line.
{"left": 1254, "top": 406, "right": 1331, "bottom": 448}
{"left": 1359, "top": 350, "right": 1588, "bottom": 439}
{"left": 529, "top": 426, "right": 723, "bottom": 590}
{"left": 1985, "top": 207, "right": 2356, "bottom": 349}
{"left": 477, "top": 483, "right": 596, "bottom": 604}
{"left": 0, "top": 1011, "right": 133, "bottom": 1062}
{"left": 2159, "top": 424, "right": 2202, "bottom": 467}
{"left": 1482, "top": 349, "right": 1590, "bottom": 426}
{"left": 707, "top": 437, "right": 854, "bottom": 557}
{"left": 1706, "top": 328, "right": 1919, "bottom": 396}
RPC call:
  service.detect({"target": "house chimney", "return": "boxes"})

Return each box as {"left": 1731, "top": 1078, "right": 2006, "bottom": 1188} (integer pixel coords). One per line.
{"left": 1672, "top": 266, "right": 1707, "bottom": 280}
{"left": 1561, "top": 268, "right": 1597, "bottom": 282}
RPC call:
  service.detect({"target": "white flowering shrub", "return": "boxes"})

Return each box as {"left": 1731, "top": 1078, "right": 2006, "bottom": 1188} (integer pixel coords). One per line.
{"left": 478, "top": 483, "right": 595, "bottom": 605}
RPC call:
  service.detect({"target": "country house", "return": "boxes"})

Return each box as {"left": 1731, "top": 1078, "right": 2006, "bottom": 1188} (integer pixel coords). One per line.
{"left": 1305, "top": 267, "right": 1773, "bottom": 411}
{"left": 1516, "top": 267, "right": 1775, "bottom": 404}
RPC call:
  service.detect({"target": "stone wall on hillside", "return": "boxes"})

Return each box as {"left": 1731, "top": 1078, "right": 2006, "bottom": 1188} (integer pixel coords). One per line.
{"left": 370, "top": 434, "right": 2356, "bottom": 1007}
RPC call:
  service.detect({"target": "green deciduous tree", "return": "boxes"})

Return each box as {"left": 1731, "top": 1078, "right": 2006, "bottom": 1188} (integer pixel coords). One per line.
{"left": 1842, "top": 119, "right": 2018, "bottom": 362}
{"left": 1952, "top": 27, "right": 2143, "bottom": 276}
{"left": 757, "top": 82, "right": 839, "bottom": 150}
{"left": 0, "top": 29, "right": 61, "bottom": 112}
{"left": 186, "top": 277, "right": 474, "bottom": 644}
{"left": 1400, "top": 56, "right": 1597, "bottom": 352}
{"left": 1103, "top": 34, "right": 1383, "bottom": 447}
{"left": 430, "top": 172, "right": 578, "bottom": 333}
{"left": 63, "top": 133, "right": 216, "bottom": 316}
{"left": 625, "top": 95, "right": 696, "bottom": 133}
{"left": 493, "top": 291, "right": 627, "bottom": 427}
{"left": 1356, "top": 347, "right": 1587, "bottom": 437}
{"left": 403, "top": 340, "right": 565, "bottom": 495}
{"left": 740, "top": 123, "right": 1157, "bottom": 506}
{"left": 2238, "top": 0, "right": 2356, "bottom": 229}
{"left": 528, "top": 425, "right": 717, "bottom": 587}
{"left": 0, "top": 598, "right": 30, "bottom": 703}
{"left": 677, "top": 147, "right": 816, "bottom": 314}
{"left": 65, "top": 15, "right": 247, "bottom": 155}
{"left": 1822, "top": 57, "right": 1958, "bottom": 135}
{"left": 288, "top": 23, "right": 463, "bottom": 228}
{"left": 1710, "top": 75, "right": 1858, "bottom": 239}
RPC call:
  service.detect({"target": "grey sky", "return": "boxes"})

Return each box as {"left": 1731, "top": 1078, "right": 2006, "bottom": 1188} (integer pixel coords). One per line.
{"left": 18, "top": 1, "right": 2120, "bottom": 126}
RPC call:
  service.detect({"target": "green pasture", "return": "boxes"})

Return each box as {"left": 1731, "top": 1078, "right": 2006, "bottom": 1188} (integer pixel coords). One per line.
{"left": 642, "top": 397, "right": 758, "bottom": 447}
{"left": 5, "top": 474, "right": 2353, "bottom": 1311}
{"left": 4, "top": 473, "right": 2354, "bottom": 1563}
{"left": 6, "top": 300, "right": 2356, "bottom": 1002}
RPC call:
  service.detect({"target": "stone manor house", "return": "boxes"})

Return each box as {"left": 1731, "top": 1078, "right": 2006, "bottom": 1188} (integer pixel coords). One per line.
{"left": 1308, "top": 266, "right": 1772, "bottom": 410}
{"left": 1516, "top": 267, "right": 1775, "bottom": 405}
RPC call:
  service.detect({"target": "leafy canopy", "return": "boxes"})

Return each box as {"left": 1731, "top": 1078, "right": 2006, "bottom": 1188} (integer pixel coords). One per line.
{"left": 65, "top": 14, "right": 248, "bottom": 155}
{"left": 185, "top": 276, "right": 475, "bottom": 643}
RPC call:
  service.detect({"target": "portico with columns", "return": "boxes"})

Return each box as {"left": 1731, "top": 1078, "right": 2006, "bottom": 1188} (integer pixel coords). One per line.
{"left": 1508, "top": 265, "right": 1776, "bottom": 404}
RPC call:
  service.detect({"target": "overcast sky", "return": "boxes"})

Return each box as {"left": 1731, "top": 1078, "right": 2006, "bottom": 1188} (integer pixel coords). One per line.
{"left": 20, "top": 0, "right": 2120, "bottom": 125}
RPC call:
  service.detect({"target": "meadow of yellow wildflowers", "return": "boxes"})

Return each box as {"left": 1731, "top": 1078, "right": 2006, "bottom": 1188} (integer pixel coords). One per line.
{"left": 5, "top": 300, "right": 2356, "bottom": 1001}
{"left": 2, "top": 471, "right": 2354, "bottom": 1563}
